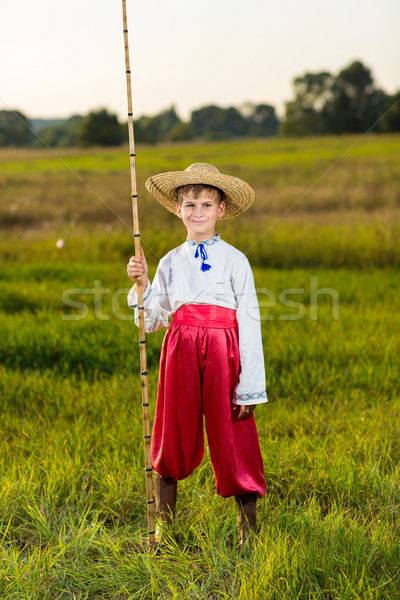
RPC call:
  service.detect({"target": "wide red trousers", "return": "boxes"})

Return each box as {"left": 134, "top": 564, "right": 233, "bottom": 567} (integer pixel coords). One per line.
{"left": 151, "top": 304, "right": 266, "bottom": 498}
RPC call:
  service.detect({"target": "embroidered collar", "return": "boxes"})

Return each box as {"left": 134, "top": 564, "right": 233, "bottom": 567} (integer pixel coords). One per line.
{"left": 186, "top": 234, "right": 220, "bottom": 271}
{"left": 186, "top": 233, "right": 221, "bottom": 247}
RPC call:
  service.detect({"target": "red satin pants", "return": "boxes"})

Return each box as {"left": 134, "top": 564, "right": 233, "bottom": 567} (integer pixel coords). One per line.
{"left": 151, "top": 304, "right": 266, "bottom": 498}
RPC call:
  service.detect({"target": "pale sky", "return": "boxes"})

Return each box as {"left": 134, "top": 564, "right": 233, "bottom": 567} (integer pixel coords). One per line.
{"left": 1, "top": 0, "right": 399, "bottom": 121}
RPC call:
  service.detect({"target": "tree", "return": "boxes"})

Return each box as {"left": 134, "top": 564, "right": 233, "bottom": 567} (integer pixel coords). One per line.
{"left": 281, "top": 72, "right": 334, "bottom": 136}
{"left": 191, "top": 105, "right": 248, "bottom": 140}
{"left": 38, "top": 115, "right": 84, "bottom": 147}
{"left": 134, "top": 106, "right": 181, "bottom": 144}
{"left": 78, "top": 108, "right": 125, "bottom": 146}
{"left": 378, "top": 91, "right": 400, "bottom": 132}
{"left": 281, "top": 60, "right": 388, "bottom": 136}
{"left": 245, "top": 103, "right": 279, "bottom": 136}
{"left": 0, "top": 110, "right": 32, "bottom": 146}
{"left": 330, "top": 60, "right": 387, "bottom": 132}
{"left": 165, "top": 122, "right": 195, "bottom": 142}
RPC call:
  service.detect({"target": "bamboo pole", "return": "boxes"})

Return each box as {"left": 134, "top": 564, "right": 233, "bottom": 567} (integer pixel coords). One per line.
{"left": 121, "top": 0, "right": 155, "bottom": 547}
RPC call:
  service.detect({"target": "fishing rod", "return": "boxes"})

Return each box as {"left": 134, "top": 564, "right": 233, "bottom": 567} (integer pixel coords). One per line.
{"left": 121, "top": 0, "right": 155, "bottom": 547}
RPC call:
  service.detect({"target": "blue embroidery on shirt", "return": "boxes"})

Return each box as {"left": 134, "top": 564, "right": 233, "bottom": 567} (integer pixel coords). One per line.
{"left": 186, "top": 233, "right": 221, "bottom": 247}
{"left": 130, "top": 285, "right": 152, "bottom": 309}
{"left": 233, "top": 391, "right": 268, "bottom": 402}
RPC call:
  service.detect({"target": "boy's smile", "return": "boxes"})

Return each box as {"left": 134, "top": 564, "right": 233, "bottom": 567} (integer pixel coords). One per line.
{"left": 176, "top": 190, "right": 225, "bottom": 243}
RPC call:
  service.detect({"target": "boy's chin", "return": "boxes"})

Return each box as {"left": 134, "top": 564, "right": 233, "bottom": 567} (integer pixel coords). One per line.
{"left": 188, "top": 227, "right": 215, "bottom": 236}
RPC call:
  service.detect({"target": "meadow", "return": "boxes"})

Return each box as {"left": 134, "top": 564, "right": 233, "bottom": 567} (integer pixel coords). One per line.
{"left": 0, "top": 134, "right": 399, "bottom": 598}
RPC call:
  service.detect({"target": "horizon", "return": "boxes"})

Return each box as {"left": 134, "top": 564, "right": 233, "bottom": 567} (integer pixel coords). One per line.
{"left": 1, "top": 0, "right": 399, "bottom": 122}
{"left": 18, "top": 55, "right": 400, "bottom": 125}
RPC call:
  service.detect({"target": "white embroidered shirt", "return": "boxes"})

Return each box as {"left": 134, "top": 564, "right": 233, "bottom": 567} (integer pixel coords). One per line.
{"left": 127, "top": 234, "right": 268, "bottom": 406}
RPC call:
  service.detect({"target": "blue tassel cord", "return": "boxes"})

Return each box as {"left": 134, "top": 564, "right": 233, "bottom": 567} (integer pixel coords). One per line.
{"left": 194, "top": 243, "right": 212, "bottom": 271}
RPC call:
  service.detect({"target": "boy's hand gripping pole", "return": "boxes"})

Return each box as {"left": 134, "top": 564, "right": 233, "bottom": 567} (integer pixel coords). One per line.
{"left": 121, "top": 0, "right": 155, "bottom": 547}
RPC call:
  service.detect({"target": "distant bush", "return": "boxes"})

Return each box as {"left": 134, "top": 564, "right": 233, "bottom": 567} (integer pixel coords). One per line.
{"left": 37, "top": 115, "right": 84, "bottom": 148}
{"left": 0, "top": 110, "right": 32, "bottom": 146}
{"left": 78, "top": 108, "right": 126, "bottom": 146}
{"left": 134, "top": 106, "right": 181, "bottom": 144}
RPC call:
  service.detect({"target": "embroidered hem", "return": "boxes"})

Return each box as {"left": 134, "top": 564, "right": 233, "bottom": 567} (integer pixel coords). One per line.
{"left": 130, "top": 284, "right": 152, "bottom": 309}
{"left": 233, "top": 391, "right": 268, "bottom": 403}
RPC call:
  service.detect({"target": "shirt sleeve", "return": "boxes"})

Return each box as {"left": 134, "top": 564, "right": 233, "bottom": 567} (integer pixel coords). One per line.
{"left": 127, "top": 260, "right": 173, "bottom": 332}
{"left": 232, "top": 257, "right": 268, "bottom": 406}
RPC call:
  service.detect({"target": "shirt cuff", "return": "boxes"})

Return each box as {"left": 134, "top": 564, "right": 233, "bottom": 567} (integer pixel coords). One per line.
{"left": 127, "top": 281, "right": 152, "bottom": 309}
{"left": 233, "top": 390, "right": 268, "bottom": 406}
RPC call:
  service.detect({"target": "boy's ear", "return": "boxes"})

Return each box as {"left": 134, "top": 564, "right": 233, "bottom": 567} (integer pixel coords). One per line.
{"left": 218, "top": 200, "right": 226, "bottom": 218}
{"left": 176, "top": 202, "right": 182, "bottom": 218}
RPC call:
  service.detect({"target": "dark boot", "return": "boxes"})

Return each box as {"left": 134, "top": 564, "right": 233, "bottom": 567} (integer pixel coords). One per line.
{"left": 235, "top": 492, "right": 257, "bottom": 548}
{"left": 154, "top": 474, "right": 177, "bottom": 543}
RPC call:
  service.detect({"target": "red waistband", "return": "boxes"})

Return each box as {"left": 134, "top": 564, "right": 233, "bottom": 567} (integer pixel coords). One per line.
{"left": 172, "top": 304, "right": 238, "bottom": 328}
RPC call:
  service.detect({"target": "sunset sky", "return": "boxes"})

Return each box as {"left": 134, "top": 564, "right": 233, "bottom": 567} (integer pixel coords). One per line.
{"left": 1, "top": 0, "right": 399, "bottom": 121}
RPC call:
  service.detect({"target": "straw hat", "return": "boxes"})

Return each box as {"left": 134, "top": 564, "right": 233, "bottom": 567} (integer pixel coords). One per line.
{"left": 145, "top": 163, "right": 255, "bottom": 220}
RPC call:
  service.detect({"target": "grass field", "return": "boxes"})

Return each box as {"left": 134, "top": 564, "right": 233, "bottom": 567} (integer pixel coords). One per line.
{"left": 0, "top": 135, "right": 400, "bottom": 598}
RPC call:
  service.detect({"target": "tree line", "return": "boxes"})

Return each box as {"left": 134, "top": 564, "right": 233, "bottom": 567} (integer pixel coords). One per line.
{"left": 1, "top": 60, "right": 399, "bottom": 147}
{"left": 282, "top": 60, "right": 399, "bottom": 135}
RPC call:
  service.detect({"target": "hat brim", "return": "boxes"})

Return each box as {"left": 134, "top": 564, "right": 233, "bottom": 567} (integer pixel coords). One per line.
{"left": 145, "top": 168, "right": 255, "bottom": 220}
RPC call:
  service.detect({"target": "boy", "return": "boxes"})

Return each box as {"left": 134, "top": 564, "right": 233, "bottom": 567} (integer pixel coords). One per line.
{"left": 127, "top": 163, "right": 268, "bottom": 546}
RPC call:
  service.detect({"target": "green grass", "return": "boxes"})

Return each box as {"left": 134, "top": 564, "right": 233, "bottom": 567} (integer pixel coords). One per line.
{"left": 1, "top": 137, "right": 400, "bottom": 597}
{"left": 1, "top": 134, "right": 400, "bottom": 269}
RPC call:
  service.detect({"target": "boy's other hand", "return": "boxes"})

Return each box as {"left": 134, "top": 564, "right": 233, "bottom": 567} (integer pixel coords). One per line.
{"left": 235, "top": 404, "right": 256, "bottom": 421}
{"left": 127, "top": 247, "right": 148, "bottom": 288}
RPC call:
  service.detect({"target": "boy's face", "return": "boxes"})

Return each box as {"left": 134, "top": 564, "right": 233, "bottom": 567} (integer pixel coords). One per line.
{"left": 176, "top": 189, "right": 225, "bottom": 243}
